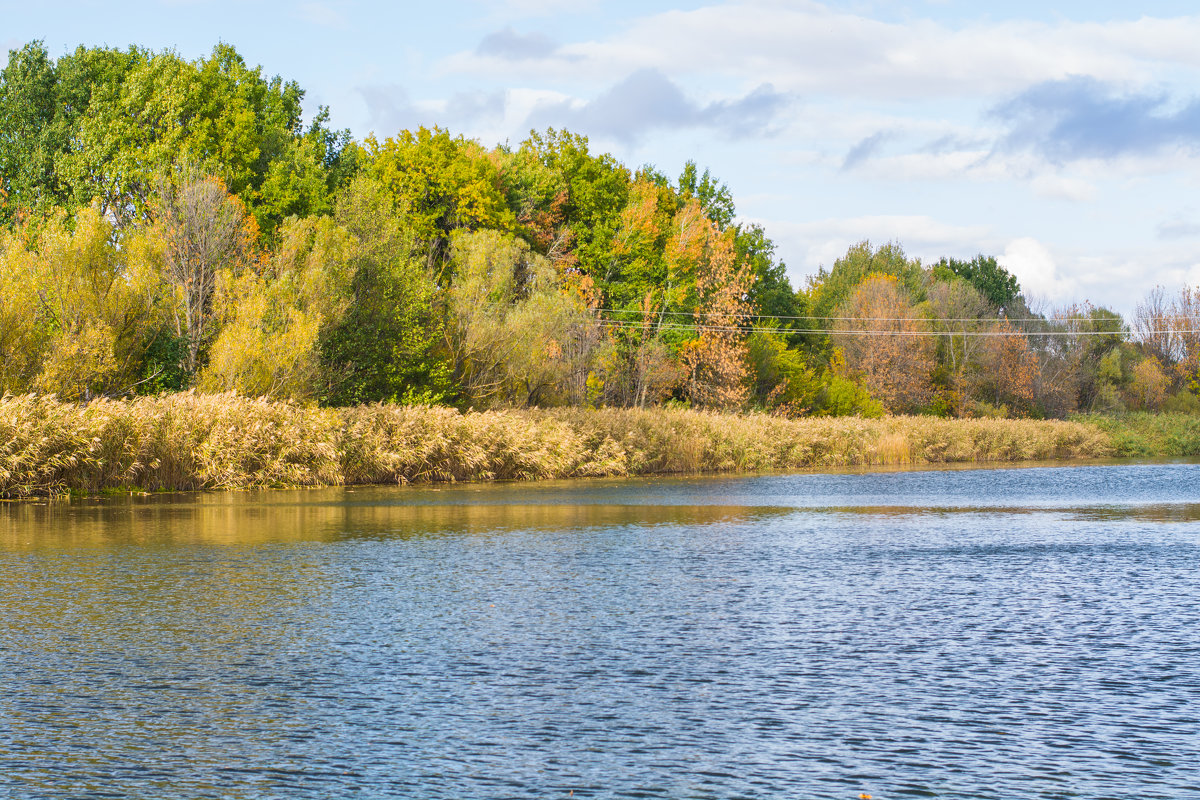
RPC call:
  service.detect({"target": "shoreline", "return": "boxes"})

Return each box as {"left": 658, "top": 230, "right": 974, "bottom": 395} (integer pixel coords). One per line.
{"left": 3, "top": 392, "right": 1197, "bottom": 498}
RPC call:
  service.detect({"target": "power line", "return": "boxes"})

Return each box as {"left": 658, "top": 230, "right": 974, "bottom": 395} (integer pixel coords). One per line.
{"left": 591, "top": 307, "right": 1158, "bottom": 324}
{"left": 585, "top": 318, "right": 1190, "bottom": 337}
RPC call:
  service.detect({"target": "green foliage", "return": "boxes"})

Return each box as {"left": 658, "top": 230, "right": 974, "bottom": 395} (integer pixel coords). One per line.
{"left": 816, "top": 368, "right": 886, "bottom": 418}
{"left": 318, "top": 176, "right": 452, "bottom": 406}
{"left": 746, "top": 329, "right": 818, "bottom": 412}
{"left": 515, "top": 129, "right": 631, "bottom": 288}
{"left": 136, "top": 329, "right": 189, "bottom": 394}
{"left": 1, "top": 41, "right": 347, "bottom": 234}
{"left": 932, "top": 254, "right": 1020, "bottom": 311}
{"left": 678, "top": 160, "right": 735, "bottom": 229}
{"left": 738, "top": 224, "right": 800, "bottom": 330}
{"left": 360, "top": 126, "right": 514, "bottom": 275}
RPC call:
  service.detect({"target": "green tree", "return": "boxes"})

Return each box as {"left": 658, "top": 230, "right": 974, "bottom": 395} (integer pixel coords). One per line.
{"left": 2, "top": 42, "right": 349, "bottom": 234}
{"left": 932, "top": 254, "right": 1021, "bottom": 312}
{"left": 319, "top": 175, "right": 451, "bottom": 405}
{"left": 357, "top": 126, "right": 513, "bottom": 275}
{"left": 677, "top": 160, "right": 735, "bottom": 229}
{"left": 810, "top": 240, "right": 928, "bottom": 324}
{"left": 513, "top": 129, "right": 631, "bottom": 292}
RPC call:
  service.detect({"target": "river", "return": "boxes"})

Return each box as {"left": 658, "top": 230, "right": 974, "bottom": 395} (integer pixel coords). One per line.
{"left": 2, "top": 463, "right": 1199, "bottom": 798}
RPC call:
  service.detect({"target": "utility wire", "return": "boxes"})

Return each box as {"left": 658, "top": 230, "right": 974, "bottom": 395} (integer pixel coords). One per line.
{"left": 592, "top": 307, "right": 1161, "bottom": 324}
{"left": 583, "top": 318, "right": 1188, "bottom": 337}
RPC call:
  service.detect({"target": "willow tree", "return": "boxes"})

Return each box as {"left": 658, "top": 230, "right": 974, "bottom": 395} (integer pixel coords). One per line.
{"left": 447, "top": 229, "right": 599, "bottom": 407}
{"left": 201, "top": 217, "right": 353, "bottom": 399}
{"left": 0, "top": 206, "right": 162, "bottom": 399}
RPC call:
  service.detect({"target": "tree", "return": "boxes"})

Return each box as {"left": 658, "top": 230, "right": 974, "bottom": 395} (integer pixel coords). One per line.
{"left": 1128, "top": 357, "right": 1169, "bottom": 411}
{"left": 746, "top": 329, "right": 820, "bottom": 414}
{"left": 358, "top": 126, "right": 514, "bottom": 275}
{"left": 0, "top": 206, "right": 163, "bottom": 398}
{"left": 737, "top": 224, "right": 800, "bottom": 331}
{"left": 0, "top": 226, "right": 49, "bottom": 392}
{"left": 155, "top": 171, "right": 255, "bottom": 379}
{"left": 809, "top": 240, "right": 928, "bottom": 326}
{"left": 932, "top": 254, "right": 1021, "bottom": 312}
{"left": 833, "top": 274, "right": 935, "bottom": 413}
{"left": 675, "top": 202, "right": 756, "bottom": 409}
{"left": 319, "top": 175, "right": 451, "bottom": 405}
{"left": 1133, "top": 286, "right": 1179, "bottom": 368}
{"left": 925, "top": 278, "right": 997, "bottom": 414}
{"left": 2, "top": 42, "right": 348, "bottom": 233}
{"left": 447, "top": 229, "right": 599, "bottom": 407}
{"left": 201, "top": 217, "right": 353, "bottom": 399}
{"left": 0, "top": 41, "right": 64, "bottom": 222}
{"left": 981, "top": 322, "right": 1039, "bottom": 415}
{"left": 513, "top": 129, "right": 631, "bottom": 292}
{"left": 678, "top": 160, "right": 735, "bottom": 229}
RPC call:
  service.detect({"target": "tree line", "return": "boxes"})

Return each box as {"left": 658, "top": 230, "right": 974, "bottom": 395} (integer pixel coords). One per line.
{"left": 2, "top": 41, "right": 1197, "bottom": 417}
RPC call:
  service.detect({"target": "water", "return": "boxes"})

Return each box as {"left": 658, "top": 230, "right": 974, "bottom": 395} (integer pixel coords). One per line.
{"left": 2, "top": 462, "right": 1199, "bottom": 799}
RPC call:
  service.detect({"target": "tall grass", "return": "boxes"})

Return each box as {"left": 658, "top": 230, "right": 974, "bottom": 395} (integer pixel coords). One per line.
{"left": 2, "top": 392, "right": 1115, "bottom": 497}
{"left": 1073, "top": 412, "right": 1200, "bottom": 458}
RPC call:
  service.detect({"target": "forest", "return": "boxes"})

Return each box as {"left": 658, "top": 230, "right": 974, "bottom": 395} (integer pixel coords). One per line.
{"left": 3, "top": 40, "right": 1199, "bottom": 421}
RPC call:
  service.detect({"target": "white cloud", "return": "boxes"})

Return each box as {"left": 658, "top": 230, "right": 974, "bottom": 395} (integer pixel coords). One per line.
{"left": 446, "top": 2, "right": 1200, "bottom": 100}
{"left": 998, "top": 237, "right": 1076, "bottom": 300}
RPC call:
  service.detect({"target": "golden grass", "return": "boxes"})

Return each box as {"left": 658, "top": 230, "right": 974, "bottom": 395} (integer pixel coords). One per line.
{"left": 1, "top": 393, "right": 1115, "bottom": 497}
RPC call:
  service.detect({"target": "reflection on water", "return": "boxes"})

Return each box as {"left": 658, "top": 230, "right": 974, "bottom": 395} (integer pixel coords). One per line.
{"left": 1, "top": 488, "right": 783, "bottom": 547}
{"left": 3, "top": 464, "right": 1200, "bottom": 799}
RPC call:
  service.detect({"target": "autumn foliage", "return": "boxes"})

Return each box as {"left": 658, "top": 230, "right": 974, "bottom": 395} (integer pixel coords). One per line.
{"left": 4, "top": 40, "right": 1200, "bottom": 422}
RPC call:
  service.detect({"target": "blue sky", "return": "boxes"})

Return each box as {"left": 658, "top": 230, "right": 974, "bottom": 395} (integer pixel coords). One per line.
{"left": 6, "top": 0, "right": 1200, "bottom": 315}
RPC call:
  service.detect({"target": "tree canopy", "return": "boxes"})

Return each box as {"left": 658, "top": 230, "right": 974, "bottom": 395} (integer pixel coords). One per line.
{"left": 3, "top": 39, "right": 1192, "bottom": 418}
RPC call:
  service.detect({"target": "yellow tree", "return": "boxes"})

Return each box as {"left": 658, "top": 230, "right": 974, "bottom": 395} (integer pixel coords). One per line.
{"left": 674, "top": 202, "right": 755, "bottom": 409}
{"left": 1128, "top": 357, "right": 1169, "bottom": 410}
{"left": 446, "top": 230, "right": 599, "bottom": 407}
{"left": 0, "top": 207, "right": 162, "bottom": 399}
{"left": 200, "top": 217, "right": 353, "bottom": 399}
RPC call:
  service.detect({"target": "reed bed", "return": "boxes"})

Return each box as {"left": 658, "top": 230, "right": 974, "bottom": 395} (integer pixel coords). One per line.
{"left": 1073, "top": 413, "right": 1200, "bottom": 458}
{"left": 2, "top": 392, "right": 1115, "bottom": 497}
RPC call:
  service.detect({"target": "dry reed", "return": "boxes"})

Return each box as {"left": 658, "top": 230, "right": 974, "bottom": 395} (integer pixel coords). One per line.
{"left": 1, "top": 393, "right": 1115, "bottom": 498}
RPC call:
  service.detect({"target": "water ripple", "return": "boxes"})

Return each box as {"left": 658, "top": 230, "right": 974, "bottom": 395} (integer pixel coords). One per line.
{"left": 2, "top": 464, "right": 1199, "bottom": 798}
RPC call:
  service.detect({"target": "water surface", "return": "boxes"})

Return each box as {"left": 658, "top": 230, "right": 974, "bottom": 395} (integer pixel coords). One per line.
{"left": 3, "top": 463, "right": 1199, "bottom": 798}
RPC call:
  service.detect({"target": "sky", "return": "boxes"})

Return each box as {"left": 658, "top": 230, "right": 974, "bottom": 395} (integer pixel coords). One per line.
{"left": 5, "top": 0, "right": 1200, "bottom": 315}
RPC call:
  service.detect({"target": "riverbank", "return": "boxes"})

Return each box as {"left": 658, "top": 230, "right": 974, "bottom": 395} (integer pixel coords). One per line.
{"left": 1, "top": 392, "right": 1132, "bottom": 498}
